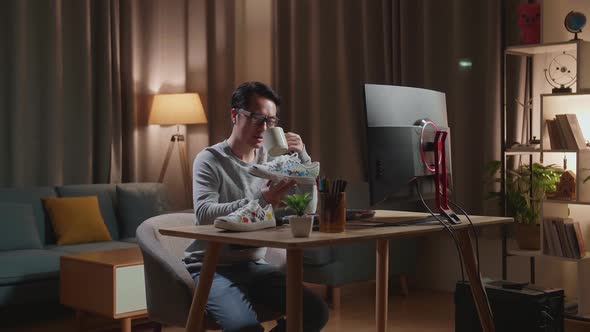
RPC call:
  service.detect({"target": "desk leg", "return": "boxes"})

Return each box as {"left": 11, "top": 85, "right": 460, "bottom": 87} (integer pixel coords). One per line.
{"left": 185, "top": 242, "right": 222, "bottom": 332}
{"left": 287, "top": 248, "right": 303, "bottom": 332}
{"left": 376, "top": 239, "right": 389, "bottom": 332}
{"left": 457, "top": 229, "right": 495, "bottom": 332}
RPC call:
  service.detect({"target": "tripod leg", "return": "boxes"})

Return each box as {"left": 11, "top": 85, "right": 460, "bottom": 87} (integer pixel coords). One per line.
{"left": 178, "top": 139, "right": 192, "bottom": 207}
{"left": 158, "top": 137, "right": 176, "bottom": 183}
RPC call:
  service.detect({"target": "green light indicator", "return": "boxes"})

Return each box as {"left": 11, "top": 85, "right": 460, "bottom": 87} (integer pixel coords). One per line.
{"left": 458, "top": 59, "right": 472, "bottom": 69}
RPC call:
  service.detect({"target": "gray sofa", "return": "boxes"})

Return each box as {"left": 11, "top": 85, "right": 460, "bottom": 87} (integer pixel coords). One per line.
{"left": 0, "top": 182, "right": 169, "bottom": 307}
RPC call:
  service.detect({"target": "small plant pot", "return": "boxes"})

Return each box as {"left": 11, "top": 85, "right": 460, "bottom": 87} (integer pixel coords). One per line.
{"left": 289, "top": 215, "right": 314, "bottom": 238}
{"left": 515, "top": 223, "right": 541, "bottom": 250}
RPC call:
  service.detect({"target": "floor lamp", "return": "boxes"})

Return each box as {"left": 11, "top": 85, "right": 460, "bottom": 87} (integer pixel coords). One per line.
{"left": 149, "top": 93, "right": 207, "bottom": 207}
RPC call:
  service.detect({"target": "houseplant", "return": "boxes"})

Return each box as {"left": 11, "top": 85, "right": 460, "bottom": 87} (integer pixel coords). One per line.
{"left": 283, "top": 193, "right": 314, "bottom": 237}
{"left": 486, "top": 161, "right": 563, "bottom": 249}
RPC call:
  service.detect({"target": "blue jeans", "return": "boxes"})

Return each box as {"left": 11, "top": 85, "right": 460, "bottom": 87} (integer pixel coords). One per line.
{"left": 192, "top": 261, "right": 329, "bottom": 332}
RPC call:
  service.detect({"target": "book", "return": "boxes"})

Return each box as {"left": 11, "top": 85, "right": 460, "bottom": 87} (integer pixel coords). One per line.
{"left": 565, "top": 223, "right": 581, "bottom": 259}
{"left": 552, "top": 221, "right": 564, "bottom": 257}
{"left": 546, "top": 119, "right": 564, "bottom": 149}
{"left": 556, "top": 114, "right": 578, "bottom": 150}
{"left": 565, "top": 114, "right": 588, "bottom": 150}
{"left": 555, "top": 117, "right": 570, "bottom": 150}
{"left": 543, "top": 217, "right": 559, "bottom": 256}
{"left": 554, "top": 218, "right": 572, "bottom": 257}
{"left": 573, "top": 222, "right": 587, "bottom": 257}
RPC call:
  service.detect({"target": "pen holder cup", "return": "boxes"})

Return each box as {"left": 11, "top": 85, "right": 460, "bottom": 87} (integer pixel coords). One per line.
{"left": 319, "top": 192, "right": 346, "bottom": 233}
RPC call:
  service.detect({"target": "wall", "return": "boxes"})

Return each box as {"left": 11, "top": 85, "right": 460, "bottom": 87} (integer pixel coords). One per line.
{"left": 542, "top": 0, "right": 590, "bottom": 43}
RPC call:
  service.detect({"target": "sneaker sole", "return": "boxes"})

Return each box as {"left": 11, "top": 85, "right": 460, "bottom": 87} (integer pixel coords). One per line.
{"left": 249, "top": 167, "right": 317, "bottom": 185}
{"left": 214, "top": 219, "right": 276, "bottom": 232}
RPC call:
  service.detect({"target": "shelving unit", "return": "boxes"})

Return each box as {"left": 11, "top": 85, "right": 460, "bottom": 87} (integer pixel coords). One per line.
{"left": 502, "top": 40, "right": 590, "bottom": 320}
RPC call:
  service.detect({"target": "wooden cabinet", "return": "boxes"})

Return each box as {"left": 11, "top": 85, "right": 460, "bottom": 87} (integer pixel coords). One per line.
{"left": 60, "top": 248, "right": 147, "bottom": 332}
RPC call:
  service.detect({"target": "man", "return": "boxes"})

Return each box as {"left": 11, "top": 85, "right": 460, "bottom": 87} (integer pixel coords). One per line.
{"left": 185, "top": 82, "right": 329, "bottom": 332}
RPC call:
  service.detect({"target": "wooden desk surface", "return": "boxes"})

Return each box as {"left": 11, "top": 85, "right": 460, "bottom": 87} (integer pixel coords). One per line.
{"left": 158, "top": 210, "right": 513, "bottom": 249}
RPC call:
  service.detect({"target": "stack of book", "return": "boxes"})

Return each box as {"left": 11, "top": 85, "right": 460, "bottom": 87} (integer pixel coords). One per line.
{"left": 543, "top": 217, "right": 587, "bottom": 258}
{"left": 546, "top": 114, "right": 588, "bottom": 150}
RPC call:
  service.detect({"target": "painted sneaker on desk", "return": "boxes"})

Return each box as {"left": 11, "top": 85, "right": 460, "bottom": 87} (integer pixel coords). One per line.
{"left": 214, "top": 200, "right": 276, "bottom": 232}
{"left": 249, "top": 153, "right": 320, "bottom": 185}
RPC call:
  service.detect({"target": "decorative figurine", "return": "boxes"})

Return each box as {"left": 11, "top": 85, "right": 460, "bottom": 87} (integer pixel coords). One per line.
{"left": 544, "top": 51, "right": 577, "bottom": 94}
{"left": 554, "top": 170, "right": 576, "bottom": 200}
{"left": 518, "top": 3, "right": 541, "bottom": 44}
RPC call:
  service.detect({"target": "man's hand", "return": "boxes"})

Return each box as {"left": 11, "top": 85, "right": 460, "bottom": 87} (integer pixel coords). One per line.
{"left": 285, "top": 132, "right": 304, "bottom": 153}
{"left": 262, "top": 178, "right": 297, "bottom": 206}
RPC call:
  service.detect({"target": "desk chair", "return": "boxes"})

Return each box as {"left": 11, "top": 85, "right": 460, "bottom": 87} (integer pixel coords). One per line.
{"left": 137, "top": 213, "right": 282, "bottom": 331}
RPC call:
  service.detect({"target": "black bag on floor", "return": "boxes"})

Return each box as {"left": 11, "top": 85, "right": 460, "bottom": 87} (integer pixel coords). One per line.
{"left": 455, "top": 280, "right": 564, "bottom": 332}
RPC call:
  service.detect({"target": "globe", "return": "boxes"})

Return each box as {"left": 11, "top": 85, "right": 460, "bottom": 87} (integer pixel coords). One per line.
{"left": 565, "top": 11, "right": 586, "bottom": 33}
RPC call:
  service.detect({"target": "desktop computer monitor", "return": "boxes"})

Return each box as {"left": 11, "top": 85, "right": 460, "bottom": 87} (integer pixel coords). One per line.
{"left": 363, "top": 84, "right": 453, "bottom": 211}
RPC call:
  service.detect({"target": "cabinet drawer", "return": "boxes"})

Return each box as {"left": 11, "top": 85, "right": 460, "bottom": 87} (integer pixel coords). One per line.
{"left": 115, "top": 265, "right": 147, "bottom": 314}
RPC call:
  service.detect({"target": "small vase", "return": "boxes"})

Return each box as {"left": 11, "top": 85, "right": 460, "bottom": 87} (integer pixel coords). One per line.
{"left": 515, "top": 223, "right": 541, "bottom": 250}
{"left": 289, "top": 215, "right": 314, "bottom": 238}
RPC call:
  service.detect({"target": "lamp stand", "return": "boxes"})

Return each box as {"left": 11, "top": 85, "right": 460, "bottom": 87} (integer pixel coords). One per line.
{"left": 158, "top": 126, "right": 192, "bottom": 207}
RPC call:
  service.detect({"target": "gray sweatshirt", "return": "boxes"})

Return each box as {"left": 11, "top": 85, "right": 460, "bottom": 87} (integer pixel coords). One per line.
{"left": 184, "top": 140, "right": 312, "bottom": 269}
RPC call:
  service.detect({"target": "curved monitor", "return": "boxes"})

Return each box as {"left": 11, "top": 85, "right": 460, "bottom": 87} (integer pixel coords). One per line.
{"left": 364, "top": 84, "right": 448, "bottom": 127}
{"left": 363, "top": 84, "right": 452, "bottom": 210}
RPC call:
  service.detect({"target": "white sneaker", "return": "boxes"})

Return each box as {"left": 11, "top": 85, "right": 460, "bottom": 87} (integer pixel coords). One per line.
{"left": 214, "top": 200, "right": 276, "bottom": 232}
{"left": 249, "top": 153, "right": 320, "bottom": 185}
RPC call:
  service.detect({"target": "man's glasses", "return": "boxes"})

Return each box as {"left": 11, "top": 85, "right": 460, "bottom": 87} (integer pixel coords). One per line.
{"left": 237, "top": 109, "right": 279, "bottom": 127}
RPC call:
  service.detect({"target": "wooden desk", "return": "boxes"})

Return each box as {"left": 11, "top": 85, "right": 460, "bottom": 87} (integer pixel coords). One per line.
{"left": 159, "top": 210, "right": 512, "bottom": 332}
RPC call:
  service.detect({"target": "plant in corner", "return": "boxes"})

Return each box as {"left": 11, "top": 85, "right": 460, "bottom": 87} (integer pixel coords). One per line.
{"left": 283, "top": 193, "right": 314, "bottom": 237}
{"left": 486, "top": 160, "right": 563, "bottom": 249}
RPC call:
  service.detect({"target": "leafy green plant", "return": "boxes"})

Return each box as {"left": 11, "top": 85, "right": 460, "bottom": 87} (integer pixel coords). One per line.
{"left": 486, "top": 161, "right": 563, "bottom": 224}
{"left": 282, "top": 193, "right": 312, "bottom": 217}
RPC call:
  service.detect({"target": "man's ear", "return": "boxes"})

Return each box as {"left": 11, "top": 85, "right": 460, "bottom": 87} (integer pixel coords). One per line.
{"left": 230, "top": 108, "right": 238, "bottom": 124}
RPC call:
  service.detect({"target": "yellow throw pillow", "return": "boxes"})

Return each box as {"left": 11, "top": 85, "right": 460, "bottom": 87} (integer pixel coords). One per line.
{"left": 43, "top": 196, "right": 112, "bottom": 245}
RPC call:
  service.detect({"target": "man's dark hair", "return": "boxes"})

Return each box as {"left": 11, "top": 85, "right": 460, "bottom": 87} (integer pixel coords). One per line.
{"left": 230, "top": 81, "right": 281, "bottom": 112}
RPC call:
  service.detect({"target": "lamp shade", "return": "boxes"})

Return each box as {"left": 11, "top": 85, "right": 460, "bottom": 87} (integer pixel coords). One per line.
{"left": 149, "top": 93, "right": 207, "bottom": 125}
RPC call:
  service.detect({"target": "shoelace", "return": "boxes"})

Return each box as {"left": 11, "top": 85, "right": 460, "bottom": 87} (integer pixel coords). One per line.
{"left": 263, "top": 153, "right": 300, "bottom": 169}
{"left": 229, "top": 201, "right": 259, "bottom": 217}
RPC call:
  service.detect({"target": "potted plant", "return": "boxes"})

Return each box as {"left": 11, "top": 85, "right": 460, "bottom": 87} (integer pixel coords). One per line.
{"left": 283, "top": 193, "right": 314, "bottom": 237}
{"left": 486, "top": 161, "right": 563, "bottom": 249}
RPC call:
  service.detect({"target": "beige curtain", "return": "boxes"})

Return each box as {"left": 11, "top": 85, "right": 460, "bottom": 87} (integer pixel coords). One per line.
{"left": 0, "top": 0, "right": 235, "bottom": 209}
{"left": 273, "top": 0, "right": 501, "bottom": 213}
{"left": 0, "top": 0, "right": 120, "bottom": 186}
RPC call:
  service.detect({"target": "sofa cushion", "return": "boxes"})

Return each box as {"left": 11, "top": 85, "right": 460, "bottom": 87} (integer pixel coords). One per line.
{"left": 0, "top": 250, "right": 62, "bottom": 286}
{"left": 46, "top": 240, "right": 138, "bottom": 254}
{"left": 0, "top": 187, "right": 57, "bottom": 245}
{"left": 117, "top": 183, "right": 170, "bottom": 238}
{"left": 0, "top": 203, "right": 43, "bottom": 251}
{"left": 43, "top": 196, "right": 112, "bottom": 245}
{"left": 56, "top": 184, "right": 119, "bottom": 240}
